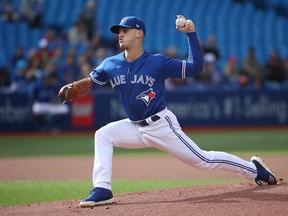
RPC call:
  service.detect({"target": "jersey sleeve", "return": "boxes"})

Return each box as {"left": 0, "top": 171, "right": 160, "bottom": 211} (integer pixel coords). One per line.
{"left": 89, "top": 59, "right": 109, "bottom": 90}
{"left": 160, "top": 54, "right": 185, "bottom": 79}
{"left": 161, "top": 32, "right": 203, "bottom": 79}
{"left": 185, "top": 32, "right": 204, "bottom": 76}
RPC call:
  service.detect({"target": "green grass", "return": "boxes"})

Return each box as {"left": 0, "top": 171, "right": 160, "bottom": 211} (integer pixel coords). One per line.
{"left": 0, "top": 179, "right": 248, "bottom": 206}
{"left": 191, "top": 129, "right": 288, "bottom": 155}
{"left": 0, "top": 129, "right": 287, "bottom": 157}
{"left": 0, "top": 135, "right": 95, "bottom": 157}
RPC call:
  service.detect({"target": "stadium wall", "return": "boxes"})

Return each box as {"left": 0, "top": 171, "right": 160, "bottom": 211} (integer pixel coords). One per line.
{"left": 1, "top": 89, "right": 288, "bottom": 132}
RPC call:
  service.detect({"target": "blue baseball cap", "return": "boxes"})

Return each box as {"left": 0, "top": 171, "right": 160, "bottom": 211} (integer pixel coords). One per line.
{"left": 110, "top": 16, "right": 146, "bottom": 35}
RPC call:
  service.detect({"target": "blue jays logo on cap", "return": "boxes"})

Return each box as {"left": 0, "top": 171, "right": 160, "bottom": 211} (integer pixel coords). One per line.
{"left": 121, "top": 17, "right": 128, "bottom": 23}
{"left": 110, "top": 16, "right": 146, "bottom": 35}
{"left": 136, "top": 88, "right": 156, "bottom": 107}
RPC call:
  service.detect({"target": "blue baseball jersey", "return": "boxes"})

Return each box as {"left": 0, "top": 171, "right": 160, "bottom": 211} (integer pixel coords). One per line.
{"left": 90, "top": 32, "right": 203, "bottom": 121}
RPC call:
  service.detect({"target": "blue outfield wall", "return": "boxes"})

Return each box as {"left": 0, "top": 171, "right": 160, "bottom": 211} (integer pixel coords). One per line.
{"left": 93, "top": 89, "right": 288, "bottom": 128}
{"left": 0, "top": 89, "right": 288, "bottom": 132}
{"left": 0, "top": 93, "right": 34, "bottom": 131}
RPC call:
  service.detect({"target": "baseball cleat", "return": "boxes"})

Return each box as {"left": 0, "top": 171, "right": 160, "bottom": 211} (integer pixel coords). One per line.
{"left": 79, "top": 187, "right": 115, "bottom": 207}
{"left": 251, "top": 156, "right": 277, "bottom": 186}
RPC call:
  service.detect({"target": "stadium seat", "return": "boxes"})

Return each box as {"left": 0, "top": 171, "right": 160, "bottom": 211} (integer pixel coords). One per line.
{"left": 1, "top": 0, "right": 288, "bottom": 71}
{"left": 17, "top": 22, "right": 30, "bottom": 48}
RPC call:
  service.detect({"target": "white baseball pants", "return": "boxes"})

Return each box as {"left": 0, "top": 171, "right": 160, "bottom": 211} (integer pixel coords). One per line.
{"left": 92, "top": 108, "right": 257, "bottom": 190}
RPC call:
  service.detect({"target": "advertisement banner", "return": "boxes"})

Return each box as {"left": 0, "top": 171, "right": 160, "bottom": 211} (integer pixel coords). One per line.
{"left": 71, "top": 94, "right": 94, "bottom": 127}
{"left": 1, "top": 89, "right": 287, "bottom": 132}
{"left": 0, "top": 93, "right": 33, "bottom": 131}
{"left": 165, "top": 90, "right": 288, "bottom": 126}
{"left": 92, "top": 90, "right": 288, "bottom": 128}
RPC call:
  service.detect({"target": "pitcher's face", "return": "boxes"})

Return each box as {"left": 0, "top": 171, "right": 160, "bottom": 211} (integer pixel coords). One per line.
{"left": 118, "top": 27, "right": 142, "bottom": 49}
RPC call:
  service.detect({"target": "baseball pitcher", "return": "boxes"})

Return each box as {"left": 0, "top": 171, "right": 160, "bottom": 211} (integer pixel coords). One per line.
{"left": 58, "top": 15, "right": 278, "bottom": 207}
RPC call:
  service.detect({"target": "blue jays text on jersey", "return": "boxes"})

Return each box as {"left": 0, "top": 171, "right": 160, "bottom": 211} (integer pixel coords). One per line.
{"left": 110, "top": 74, "right": 155, "bottom": 88}
{"left": 90, "top": 32, "right": 203, "bottom": 121}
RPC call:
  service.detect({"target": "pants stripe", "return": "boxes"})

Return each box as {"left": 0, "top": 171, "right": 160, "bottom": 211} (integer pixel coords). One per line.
{"left": 164, "top": 116, "right": 257, "bottom": 174}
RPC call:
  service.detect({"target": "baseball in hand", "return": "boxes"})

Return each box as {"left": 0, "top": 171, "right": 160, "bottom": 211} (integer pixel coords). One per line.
{"left": 175, "top": 17, "right": 186, "bottom": 27}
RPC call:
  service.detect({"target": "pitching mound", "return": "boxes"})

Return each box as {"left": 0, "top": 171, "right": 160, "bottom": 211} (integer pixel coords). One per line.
{"left": 1, "top": 183, "right": 288, "bottom": 216}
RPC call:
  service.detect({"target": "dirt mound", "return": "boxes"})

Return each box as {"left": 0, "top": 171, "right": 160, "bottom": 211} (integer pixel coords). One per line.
{"left": 1, "top": 183, "right": 288, "bottom": 216}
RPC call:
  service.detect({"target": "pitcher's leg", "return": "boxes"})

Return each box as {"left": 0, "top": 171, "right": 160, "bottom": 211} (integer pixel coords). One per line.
{"left": 166, "top": 117, "right": 257, "bottom": 180}
{"left": 142, "top": 111, "right": 257, "bottom": 180}
{"left": 93, "top": 119, "right": 146, "bottom": 190}
{"left": 93, "top": 128, "right": 113, "bottom": 190}
{"left": 162, "top": 131, "right": 257, "bottom": 179}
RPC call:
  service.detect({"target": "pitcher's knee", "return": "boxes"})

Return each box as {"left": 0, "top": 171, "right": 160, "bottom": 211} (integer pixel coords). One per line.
{"left": 95, "top": 126, "right": 112, "bottom": 144}
{"left": 193, "top": 160, "right": 212, "bottom": 170}
{"left": 192, "top": 153, "right": 216, "bottom": 170}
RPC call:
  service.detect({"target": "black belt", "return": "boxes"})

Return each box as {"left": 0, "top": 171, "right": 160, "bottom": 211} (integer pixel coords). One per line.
{"left": 135, "top": 115, "right": 161, "bottom": 127}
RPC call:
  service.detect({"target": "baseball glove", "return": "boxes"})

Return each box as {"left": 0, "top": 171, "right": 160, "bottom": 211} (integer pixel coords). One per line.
{"left": 58, "top": 77, "right": 93, "bottom": 103}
